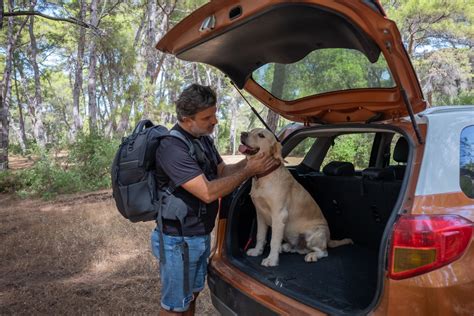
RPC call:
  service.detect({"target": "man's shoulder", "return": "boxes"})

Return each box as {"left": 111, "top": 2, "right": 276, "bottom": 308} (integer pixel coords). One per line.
{"left": 158, "top": 134, "right": 192, "bottom": 150}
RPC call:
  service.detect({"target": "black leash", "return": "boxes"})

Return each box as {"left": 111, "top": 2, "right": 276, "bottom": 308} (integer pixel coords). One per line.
{"left": 230, "top": 81, "right": 280, "bottom": 142}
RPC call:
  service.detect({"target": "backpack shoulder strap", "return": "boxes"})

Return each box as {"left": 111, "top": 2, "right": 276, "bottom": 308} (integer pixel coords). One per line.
{"left": 158, "top": 129, "right": 196, "bottom": 194}
{"left": 168, "top": 129, "right": 196, "bottom": 159}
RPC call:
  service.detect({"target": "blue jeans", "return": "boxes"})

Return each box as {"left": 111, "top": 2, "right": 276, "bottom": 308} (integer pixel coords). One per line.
{"left": 150, "top": 228, "right": 210, "bottom": 312}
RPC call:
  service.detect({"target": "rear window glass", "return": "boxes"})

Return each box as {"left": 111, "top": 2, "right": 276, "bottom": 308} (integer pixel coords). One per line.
{"left": 285, "top": 137, "right": 316, "bottom": 166}
{"left": 252, "top": 48, "right": 395, "bottom": 101}
{"left": 322, "top": 133, "right": 375, "bottom": 170}
{"left": 460, "top": 125, "right": 474, "bottom": 199}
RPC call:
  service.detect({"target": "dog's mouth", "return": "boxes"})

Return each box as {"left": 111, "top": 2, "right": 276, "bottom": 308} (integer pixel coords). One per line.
{"left": 238, "top": 143, "right": 260, "bottom": 156}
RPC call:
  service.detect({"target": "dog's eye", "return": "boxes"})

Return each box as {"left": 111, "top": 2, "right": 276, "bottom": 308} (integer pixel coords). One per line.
{"left": 258, "top": 133, "right": 265, "bottom": 138}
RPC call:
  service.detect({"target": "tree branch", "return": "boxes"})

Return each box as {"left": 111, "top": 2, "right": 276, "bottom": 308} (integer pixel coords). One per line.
{"left": 98, "top": 0, "right": 122, "bottom": 23}
{"left": 3, "top": 11, "right": 104, "bottom": 35}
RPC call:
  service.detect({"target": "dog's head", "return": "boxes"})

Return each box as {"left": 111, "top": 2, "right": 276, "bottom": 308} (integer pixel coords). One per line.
{"left": 239, "top": 128, "right": 283, "bottom": 162}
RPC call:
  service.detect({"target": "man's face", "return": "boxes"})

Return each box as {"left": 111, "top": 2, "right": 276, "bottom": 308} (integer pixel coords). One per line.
{"left": 185, "top": 106, "right": 218, "bottom": 137}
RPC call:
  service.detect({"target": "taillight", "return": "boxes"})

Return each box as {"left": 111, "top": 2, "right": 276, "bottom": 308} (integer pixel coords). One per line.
{"left": 389, "top": 215, "right": 473, "bottom": 280}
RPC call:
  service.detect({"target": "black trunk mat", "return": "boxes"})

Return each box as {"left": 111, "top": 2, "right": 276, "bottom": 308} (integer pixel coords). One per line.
{"left": 232, "top": 244, "right": 378, "bottom": 313}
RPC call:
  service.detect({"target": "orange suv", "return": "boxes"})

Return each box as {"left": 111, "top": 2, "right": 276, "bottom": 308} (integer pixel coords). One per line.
{"left": 157, "top": 1, "right": 474, "bottom": 314}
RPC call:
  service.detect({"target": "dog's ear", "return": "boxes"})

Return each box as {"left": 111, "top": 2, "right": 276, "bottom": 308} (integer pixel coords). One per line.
{"left": 271, "top": 142, "right": 284, "bottom": 162}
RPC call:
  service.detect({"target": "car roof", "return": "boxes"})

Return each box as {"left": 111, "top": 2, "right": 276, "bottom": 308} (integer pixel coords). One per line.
{"left": 419, "top": 105, "right": 474, "bottom": 116}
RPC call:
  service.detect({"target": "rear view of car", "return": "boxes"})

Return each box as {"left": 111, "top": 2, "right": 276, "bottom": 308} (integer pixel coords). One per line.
{"left": 155, "top": 0, "right": 474, "bottom": 314}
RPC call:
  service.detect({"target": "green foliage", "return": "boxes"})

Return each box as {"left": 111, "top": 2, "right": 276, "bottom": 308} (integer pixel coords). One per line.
{"left": 68, "top": 132, "right": 120, "bottom": 189}
{"left": 3, "top": 0, "right": 473, "bottom": 201}
{"left": 322, "top": 133, "right": 375, "bottom": 170}
{"left": 290, "top": 137, "right": 316, "bottom": 157}
{"left": 2, "top": 133, "right": 119, "bottom": 199}
{"left": 0, "top": 170, "right": 23, "bottom": 194}
{"left": 254, "top": 49, "right": 395, "bottom": 101}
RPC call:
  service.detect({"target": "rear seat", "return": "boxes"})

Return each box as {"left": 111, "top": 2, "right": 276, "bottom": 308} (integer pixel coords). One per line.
{"left": 360, "top": 168, "right": 401, "bottom": 248}
{"left": 388, "top": 137, "right": 408, "bottom": 180}
{"left": 301, "top": 162, "right": 363, "bottom": 243}
{"left": 297, "top": 161, "right": 402, "bottom": 250}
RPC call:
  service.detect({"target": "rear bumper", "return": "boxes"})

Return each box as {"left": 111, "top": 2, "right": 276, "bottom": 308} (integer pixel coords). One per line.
{"left": 207, "top": 265, "right": 278, "bottom": 316}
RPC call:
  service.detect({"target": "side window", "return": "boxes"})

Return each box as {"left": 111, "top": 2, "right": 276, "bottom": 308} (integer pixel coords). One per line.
{"left": 322, "top": 133, "right": 375, "bottom": 170}
{"left": 285, "top": 137, "right": 317, "bottom": 166}
{"left": 460, "top": 126, "right": 474, "bottom": 199}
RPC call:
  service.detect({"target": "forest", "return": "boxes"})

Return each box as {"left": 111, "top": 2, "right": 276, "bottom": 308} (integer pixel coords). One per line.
{"left": 0, "top": 0, "right": 472, "bottom": 198}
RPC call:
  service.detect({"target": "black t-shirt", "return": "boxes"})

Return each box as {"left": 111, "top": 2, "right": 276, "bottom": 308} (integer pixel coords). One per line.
{"left": 155, "top": 124, "right": 223, "bottom": 236}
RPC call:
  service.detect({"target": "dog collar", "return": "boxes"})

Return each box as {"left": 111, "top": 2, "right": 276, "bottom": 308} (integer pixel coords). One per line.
{"left": 255, "top": 162, "right": 282, "bottom": 179}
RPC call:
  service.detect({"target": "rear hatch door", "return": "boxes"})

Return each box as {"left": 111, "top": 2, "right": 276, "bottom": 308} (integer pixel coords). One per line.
{"left": 157, "top": 0, "right": 426, "bottom": 124}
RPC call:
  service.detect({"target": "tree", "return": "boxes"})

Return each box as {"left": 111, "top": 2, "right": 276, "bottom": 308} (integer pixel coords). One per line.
{"left": 27, "top": 0, "right": 46, "bottom": 149}
{"left": 87, "top": 0, "right": 99, "bottom": 134}
{"left": 0, "top": 0, "right": 28, "bottom": 170}
{"left": 266, "top": 64, "right": 285, "bottom": 133}
{"left": 416, "top": 48, "right": 472, "bottom": 105}
{"left": 382, "top": 0, "right": 473, "bottom": 57}
{"left": 381, "top": 0, "right": 473, "bottom": 105}
{"left": 71, "top": 0, "right": 86, "bottom": 139}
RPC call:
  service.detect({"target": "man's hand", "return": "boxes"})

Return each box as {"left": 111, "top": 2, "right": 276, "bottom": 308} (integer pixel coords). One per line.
{"left": 181, "top": 152, "right": 280, "bottom": 204}
{"left": 244, "top": 152, "right": 280, "bottom": 177}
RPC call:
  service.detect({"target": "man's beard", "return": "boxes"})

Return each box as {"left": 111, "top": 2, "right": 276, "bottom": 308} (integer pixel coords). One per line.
{"left": 189, "top": 124, "right": 214, "bottom": 137}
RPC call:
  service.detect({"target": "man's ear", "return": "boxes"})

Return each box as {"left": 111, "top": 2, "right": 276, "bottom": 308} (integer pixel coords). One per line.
{"left": 270, "top": 142, "right": 284, "bottom": 162}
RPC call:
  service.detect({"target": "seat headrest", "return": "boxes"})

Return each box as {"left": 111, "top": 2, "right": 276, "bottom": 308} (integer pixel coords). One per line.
{"left": 362, "top": 167, "right": 395, "bottom": 181}
{"left": 393, "top": 137, "right": 408, "bottom": 163}
{"left": 323, "top": 161, "right": 355, "bottom": 176}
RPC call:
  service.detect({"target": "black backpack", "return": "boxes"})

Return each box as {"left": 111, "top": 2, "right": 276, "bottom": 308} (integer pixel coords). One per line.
{"left": 111, "top": 119, "right": 199, "bottom": 223}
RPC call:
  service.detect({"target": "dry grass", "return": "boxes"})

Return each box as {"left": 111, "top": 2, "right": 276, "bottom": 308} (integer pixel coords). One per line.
{"left": 0, "top": 190, "right": 218, "bottom": 315}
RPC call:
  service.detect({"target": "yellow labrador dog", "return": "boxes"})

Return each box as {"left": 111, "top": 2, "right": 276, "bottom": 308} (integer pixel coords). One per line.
{"left": 239, "top": 128, "right": 353, "bottom": 267}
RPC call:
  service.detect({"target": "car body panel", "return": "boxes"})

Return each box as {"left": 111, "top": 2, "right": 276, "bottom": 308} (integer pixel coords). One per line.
{"left": 207, "top": 112, "right": 474, "bottom": 315}
{"left": 156, "top": 0, "right": 427, "bottom": 123}
{"left": 416, "top": 106, "right": 474, "bottom": 196}
{"left": 378, "top": 237, "right": 474, "bottom": 315}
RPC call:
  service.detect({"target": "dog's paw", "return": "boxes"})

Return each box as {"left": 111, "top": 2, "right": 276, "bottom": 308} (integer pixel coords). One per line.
{"left": 304, "top": 252, "right": 319, "bottom": 262}
{"left": 281, "top": 243, "right": 293, "bottom": 253}
{"left": 261, "top": 256, "right": 279, "bottom": 267}
{"left": 304, "top": 250, "right": 328, "bottom": 262}
{"left": 246, "top": 248, "right": 263, "bottom": 257}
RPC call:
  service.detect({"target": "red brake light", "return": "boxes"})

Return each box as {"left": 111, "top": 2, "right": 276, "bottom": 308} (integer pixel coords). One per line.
{"left": 389, "top": 215, "right": 473, "bottom": 280}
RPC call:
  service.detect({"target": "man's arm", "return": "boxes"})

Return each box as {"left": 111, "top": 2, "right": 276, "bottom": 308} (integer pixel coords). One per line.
{"left": 182, "top": 153, "right": 276, "bottom": 203}
{"left": 217, "top": 159, "right": 247, "bottom": 178}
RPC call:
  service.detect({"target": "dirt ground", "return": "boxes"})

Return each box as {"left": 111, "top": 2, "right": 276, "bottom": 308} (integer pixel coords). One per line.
{"left": 0, "top": 190, "right": 219, "bottom": 315}
{"left": 1, "top": 154, "right": 284, "bottom": 315}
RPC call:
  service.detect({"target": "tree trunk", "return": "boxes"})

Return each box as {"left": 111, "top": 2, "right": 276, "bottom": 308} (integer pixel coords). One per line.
{"left": 87, "top": 0, "right": 99, "bottom": 134}
{"left": 72, "top": 0, "right": 86, "bottom": 139}
{"left": 427, "top": 91, "right": 433, "bottom": 107}
{"left": 13, "top": 65, "right": 27, "bottom": 153}
{"left": 28, "top": 7, "right": 47, "bottom": 148}
{"left": 142, "top": 0, "right": 177, "bottom": 118}
{"left": 0, "top": 1, "right": 15, "bottom": 170}
{"left": 230, "top": 101, "right": 238, "bottom": 155}
{"left": 142, "top": 0, "right": 158, "bottom": 118}
{"left": 116, "top": 103, "right": 133, "bottom": 137}
{"left": 266, "top": 64, "right": 286, "bottom": 132}
{"left": 103, "top": 67, "right": 117, "bottom": 138}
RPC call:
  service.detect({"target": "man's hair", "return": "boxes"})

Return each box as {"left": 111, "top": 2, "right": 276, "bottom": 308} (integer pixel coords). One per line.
{"left": 176, "top": 84, "right": 216, "bottom": 121}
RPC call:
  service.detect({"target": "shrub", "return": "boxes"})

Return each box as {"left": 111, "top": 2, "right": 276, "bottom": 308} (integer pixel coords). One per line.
{"left": 1, "top": 133, "right": 120, "bottom": 199}
{"left": 0, "top": 170, "right": 23, "bottom": 193}
{"left": 68, "top": 132, "right": 120, "bottom": 190}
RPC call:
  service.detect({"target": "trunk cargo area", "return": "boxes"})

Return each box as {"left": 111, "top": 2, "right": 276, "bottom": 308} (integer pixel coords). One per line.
{"left": 226, "top": 168, "right": 403, "bottom": 313}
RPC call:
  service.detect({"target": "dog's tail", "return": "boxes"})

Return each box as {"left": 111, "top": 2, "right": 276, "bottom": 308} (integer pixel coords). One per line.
{"left": 328, "top": 238, "right": 353, "bottom": 248}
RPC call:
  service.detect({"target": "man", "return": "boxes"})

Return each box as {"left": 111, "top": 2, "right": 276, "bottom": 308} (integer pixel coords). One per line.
{"left": 151, "top": 84, "right": 278, "bottom": 315}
